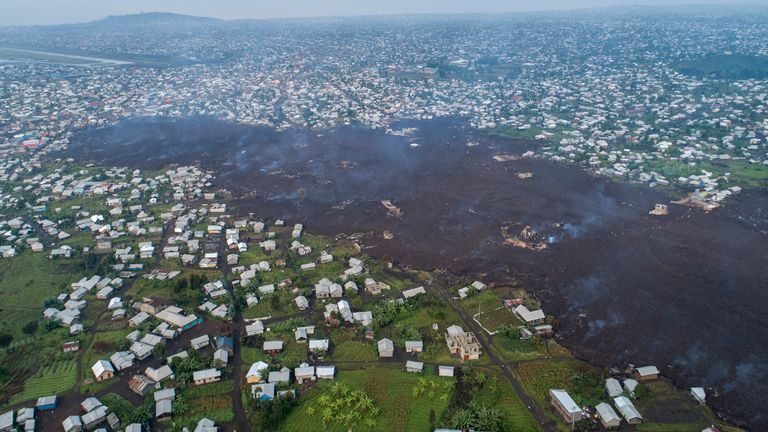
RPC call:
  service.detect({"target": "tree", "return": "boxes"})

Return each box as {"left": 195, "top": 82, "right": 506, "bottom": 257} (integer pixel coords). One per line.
{"left": 0, "top": 333, "right": 12, "bottom": 348}
{"left": 22, "top": 321, "right": 38, "bottom": 335}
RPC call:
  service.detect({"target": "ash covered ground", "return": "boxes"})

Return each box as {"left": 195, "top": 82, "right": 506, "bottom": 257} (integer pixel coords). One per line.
{"left": 67, "top": 116, "right": 768, "bottom": 429}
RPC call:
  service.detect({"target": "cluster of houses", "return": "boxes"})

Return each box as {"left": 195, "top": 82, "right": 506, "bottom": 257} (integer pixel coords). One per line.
{"left": 43, "top": 274, "right": 124, "bottom": 334}
{"left": 548, "top": 365, "right": 707, "bottom": 429}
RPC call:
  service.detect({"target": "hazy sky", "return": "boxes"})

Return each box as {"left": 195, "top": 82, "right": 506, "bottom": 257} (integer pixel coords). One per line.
{"left": 3, "top": 0, "right": 768, "bottom": 26}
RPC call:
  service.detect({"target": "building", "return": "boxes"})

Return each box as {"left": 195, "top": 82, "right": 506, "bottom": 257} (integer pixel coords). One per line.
{"left": 691, "top": 387, "right": 706, "bottom": 404}
{"left": 605, "top": 377, "right": 623, "bottom": 397}
{"left": 549, "top": 389, "right": 584, "bottom": 424}
{"left": 193, "top": 368, "right": 222, "bottom": 386}
{"left": 406, "top": 360, "right": 424, "bottom": 373}
{"left": 316, "top": 366, "right": 336, "bottom": 380}
{"left": 0, "top": 411, "right": 13, "bottom": 432}
{"left": 613, "top": 396, "right": 643, "bottom": 424}
{"left": 595, "top": 402, "right": 621, "bottom": 429}
{"left": 62, "top": 415, "right": 83, "bottom": 432}
{"left": 36, "top": 395, "right": 57, "bottom": 411}
{"left": 263, "top": 340, "right": 284, "bottom": 354}
{"left": 246, "top": 361, "right": 270, "bottom": 384}
{"left": 81, "top": 406, "right": 107, "bottom": 429}
{"left": 405, "top": 340, "right": 423, "bottom": 353}
{"left": 378, "top": 338, "right": 394, "bottom": 357}
{"left": 128, "top": 375, "right": 155, "bottom": 396}
{"left": 444, "top": 325, "right": 481, "bottom": 360}
{"left": 91, "top": 360, "right": 115, "bottom": 382}
{"left": 438, "top": 366, "right": 455, "bottom": 377}
{"left": 634, "top": 366, "right": 659, "bottom": 381}
{"left": 514, "top": 305, "right": 546, "bottom": 325}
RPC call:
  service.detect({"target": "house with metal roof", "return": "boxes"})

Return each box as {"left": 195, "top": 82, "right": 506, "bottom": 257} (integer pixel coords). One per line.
{"left": 549, "top": 389, "right": 584, "bottom": 424}
{"left": 613, "top": 396, "right": 643, "bottom": 424}
{"left": 595, "top": 402, "right": 621, "bottom": 429}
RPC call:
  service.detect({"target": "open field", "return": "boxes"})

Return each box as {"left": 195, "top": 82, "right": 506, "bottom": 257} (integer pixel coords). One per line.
{"left": 0, "top": 46, "right": 132, "bottom": 65}
{"left": 0, "top": 253, "right": 78, "bottom": 338}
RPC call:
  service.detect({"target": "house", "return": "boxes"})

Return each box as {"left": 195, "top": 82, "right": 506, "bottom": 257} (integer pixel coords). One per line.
{"left": 605, "top": 377, "right": 623, "bottom": 397}
{"left": 36, "top": 395, "right": 57, "bottom": 411}
{"left": 295, "top": 296, "right": 309, "bottom": 310}
{"left": 128, "top": 311, "right": 150, "bottom": 327}
{"left": 192, "top": 369, "right": 222, "bottom": 386}
{"left": 245, "top": 320, "right": 265, "bottom": 336}
{"left": 623, "top": 379, "right": 639, "bottom": 396}
{"left": 106, "top": 412, "right": 120, "bottom": 430}
{"left": 128, "top": 375, "right": 155, "bottom": 396}
{"left": 110, "top": 351, "right": 135, "bottom": 371}
{"left": 190, "top": 335, "right": 210, "bottom": 350}
{"left": 613, "top": 396, "right": 643, "bottom": 424}
{"left": 691, "top": 387, "right": 706, "bottom": 404}
{"left": 405, "top": 340, "right": 423, "bottom": 353}
{"left": 402, "top": 286, "right": 426, "bottom": 299}
{"left": 62, "top": 415, "right": 83, "bottom": 432}
{"left": 130, "top": 341, "right": 153, "bottom": 360}
{"left": 216, "top": 336, "right": 234, "bottom": 355}
{"left": 213, "top": 348, "right": 229, "bottom": 366}
{"left": 263, "top": 340, "right": 284, "bottom": 354}
{"left": 309, "top": 339, "right": 329, "bottom": 353}
{"left": 406, "top": 360, "right": 424, "bottom": 373}
{"left": 91, "top": 360, "right": 115, "bottom": 382}
{"left": 63, "top": 340, "right": 80, "bottom": 352}
{"left": 294, "top": 364, "right": 315, "bottom": 383}
{"left": 378, "top": 338, "right": 394, "bottom": 357}
{"left": 81, "top": 397, "right": 103, "bottom": 413}
{"left": 81, "top": 406, "right": 107, "bottom": 429}
{"left": 634, "top": 366, "right": 659, "bottom": 381}
{"left": 156, "top": 399, "right": 173, "bottom": 419}
{"left": 316, "top": 366, "right": 336, "bottom": 380}
{"left": 444, "top": 325, "right": 481, "bottom": 360}
{"left": 0, "top": 411, "right": 14, "bottom": 432}
{"left": 145, "top": 365, "right": 174, "bottom": 382}
{"left": 154, "top": 388, "right": 176, "bottom": 403}
{"left": 549, "top": 389, "right": 584, "bottom": 424}
{"left": 595, "top": 402, "right": 621, "bottom": 429}
{"left": 268, "top": 367, "right": 291, "bottom": 384}
{"left": 246, "top": 361, "right": 270, "bottom": 384}
{"left": 438, "top": 366, "right": 455, "bottom": 377}
{"left": 125, "top": 423, "right": 143, "bottom": 432}
{"left": 514, "top": 305, "right": 546, "bottom": 325}
{"left": 252, "top": 382, "right": 276, "bottom": 401}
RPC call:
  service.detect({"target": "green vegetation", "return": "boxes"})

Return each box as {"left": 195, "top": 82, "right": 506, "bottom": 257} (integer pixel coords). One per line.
{"left": 101, "top": 393, "right": 151, "bottom": 425}
{"left": 9, "top": 359, "right": 77, "bottom": 404}
{"left": 476, "top": 307, "right": 520, "bottom": 332}
{"left": 516, "top": 359, "right": 606, "bottom": 427}
{"left": 282, "top": 367, "right": 452, "bottom": 432}
{"left": 0, "top": 253, "right": 78, "bottom": 338}
{"left": 332, "top": 341, "right": 378, "bottom": 361}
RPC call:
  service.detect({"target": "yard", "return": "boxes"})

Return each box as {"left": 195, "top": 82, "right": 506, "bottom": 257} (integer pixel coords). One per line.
{"left": 475, "top": 307, "right": 520, "bottom": 333}
{"left": 180, "top": 380, "right": 235, "bottom": 427}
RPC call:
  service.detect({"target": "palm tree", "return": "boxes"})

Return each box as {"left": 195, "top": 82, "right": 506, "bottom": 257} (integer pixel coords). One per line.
{"left": 307, "top": 407, "right": 316, "bottom": 416}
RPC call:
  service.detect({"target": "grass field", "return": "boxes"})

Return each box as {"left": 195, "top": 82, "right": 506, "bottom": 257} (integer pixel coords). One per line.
{"left": 332, "top": 341, "right": 378, "bottom": 361}
{"left": 0, "top": 252, "right": 78, "bottom": 338}
{"left": 475, "top": 307, "right": 520, "bottom": 332}
{"left": 281, "top": 367, "right": 452, "bottom": 432}
{"left": 9, "top": 359, "right": 77, "bottom": 404}
{"left": 480, "top": 368, "right": 541, "bottom": 432}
